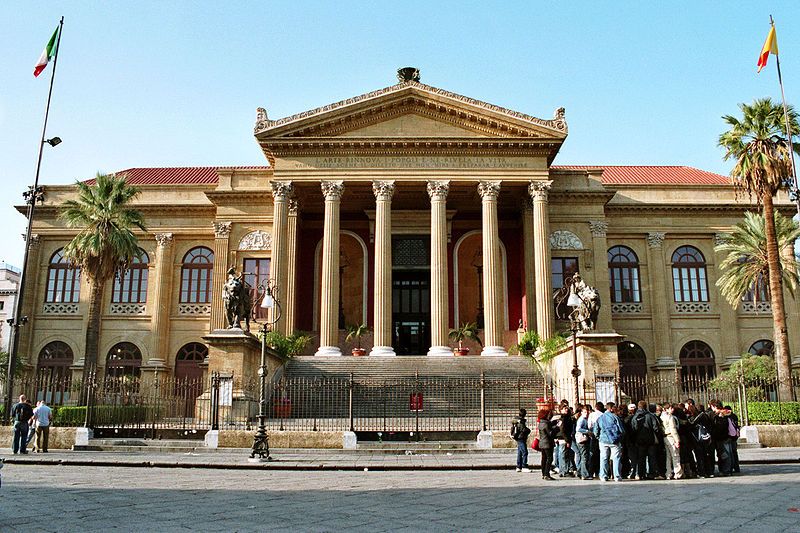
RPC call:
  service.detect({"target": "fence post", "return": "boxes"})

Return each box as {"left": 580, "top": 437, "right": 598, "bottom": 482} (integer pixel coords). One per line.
{"left": 480, "top": 372, "right": 486, "bottom": 432}
{"left": 210, "top": 372, "right": 220, "bottom": 431}
{"left": 348, "top": 372, "right": 354, "bottom": 433}
{"left": 83, "top": 367, "right": 96, "bottom": 429}
{"left": 415, "top": 370, "right": 420, "bottom": 439}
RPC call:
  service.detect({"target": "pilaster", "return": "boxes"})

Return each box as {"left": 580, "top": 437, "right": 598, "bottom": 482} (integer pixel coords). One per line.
{"left": 478, "top": 180, "right": 506, "bottom": 356}
{"left": 588, "top": 220, "right": 613, "bottom": 332}
{"left": 712, "top": 233, "right": 741, "bottom": 365}
{"left": 371, "top": 180, "right": 396, "bottom": 356}
{"left": 316, "top": 181, "right": 344, "bottom": 356}
{"left": 646, "top": 232, "right": 673, "bottom": 367}
{"left": 427, "top": 180, "right": 452, "bottom": 356}
{"left": 210, "top": 222, "right": 232, "bottom": 331}
{"left": 146, "top": 233, "right": 175, "bottom": 369}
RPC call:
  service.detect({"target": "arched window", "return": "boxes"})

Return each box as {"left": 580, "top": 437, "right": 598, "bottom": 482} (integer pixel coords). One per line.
{"left": 748, "top": 339, "right": 774, "bottom": 356}
{"left": 743, "top": 271, "right": 770, "bottom": 303}
{"left": 618, "top": 341, "right": 647, "bottom": 401}
{"left": 175, "top": 342, "right": 208, "bottom": 379}
{"left": 180, "top": 247, "right": 214, "bottom": 303}
{"left": 37, "top": 341, "right": 74, "bottom": 404}
{"left": 105, "top": 342, "right": 142, "bottom": 378}
{"left": 112, "top": 250, "right": 149, "bottom": 303}
{"left": 46, "top": 249, "right": 81, "bottom": 303}
{"left": 608, "top": 246, "right": 641, "bottom": 303}
{"left": 671, "top": 246, "right": 709, "bottom": 302}
{"left": 679, "top": 340, "right": 716, "bottom": 382}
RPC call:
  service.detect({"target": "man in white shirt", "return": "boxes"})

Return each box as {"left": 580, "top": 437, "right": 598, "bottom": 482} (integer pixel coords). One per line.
{"left": 32, "top": 400, "right": 52, "bottom": 453}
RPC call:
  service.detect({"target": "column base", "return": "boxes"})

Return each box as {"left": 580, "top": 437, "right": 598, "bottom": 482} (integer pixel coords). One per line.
{"left": 481, "top": 346, "right": 508, "bottom": 357}
{"left": 369, "top": 346, "right": 396, "bottom": 357}
{"left": 315, "top": 346, "right": 342, "bottom": 356}
{"left": 427, "top": 346, "right": 454, "bottom": 357}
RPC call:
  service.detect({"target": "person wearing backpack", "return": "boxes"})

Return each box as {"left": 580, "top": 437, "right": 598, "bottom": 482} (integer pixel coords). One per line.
{"left": 630, "top": 400, "right": 661, "bottom": 480}
{"left": 510, "top": 408, "right": 532, "bottom": 472}
{"left": 10, "top": 395, "right": 35, "bottom": 455}
{"left": 690, "top": 406, "right": 715, "bottom": 478}
{"left": 708, "top": 400, "right": 733, "bottom": 477}
{"left": 593, "top": 401, "right": 625, "bottom": 482}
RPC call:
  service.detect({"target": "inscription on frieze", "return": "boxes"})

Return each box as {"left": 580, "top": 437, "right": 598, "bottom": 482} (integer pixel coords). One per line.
{"left": 287, "top": 156, "right": 534, "bottom": 170}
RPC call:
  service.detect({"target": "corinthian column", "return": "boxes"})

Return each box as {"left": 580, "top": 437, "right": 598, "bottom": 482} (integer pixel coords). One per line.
{"left": 147, "top": 233, "right": 175, "bottom": 368}
{"left": 427, "top": 180, "right": 452, "bottom": 356}
{"left": 522, "top": 201, "right": 536, "bottom": 332}
{"left": 478, "top": 181, "right": 507, "bottom": 356}
{"left": 285, "top": 199, "right": 300, "bottom": 333}
{"left": 210, "top": 221, "right": 232, "bottom": 331}
{"left": 370, "top": 181, "right": 396, "bottom": 356}
{"left": 529, "top": 181, "right": 553, "bottom": 340}
{"left": 316, "top": 181, "right": 344, "bottom": 356}
{"left": 271, "top": 181, "right": 293, "bottom": 334}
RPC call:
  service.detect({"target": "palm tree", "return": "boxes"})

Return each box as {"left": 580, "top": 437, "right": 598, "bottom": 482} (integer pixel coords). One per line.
{"left": 61, "top": 173, "right": 146, "bottom": 384}
{"left": 715, "top": 211, "right": 800, "bottom": 307}
{"left": 719, "top": 98, "right": 800, "bottom": 400}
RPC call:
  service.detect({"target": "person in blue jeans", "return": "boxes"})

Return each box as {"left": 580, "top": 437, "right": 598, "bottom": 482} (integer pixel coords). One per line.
{"left": 511, "top": 408, "right": 532, "bottom": 472}
{"left": 593, "top": 401, "right": 625, "bottom": 481}
{"left": 575, "top": 405, "right": 593, "bottom": 479}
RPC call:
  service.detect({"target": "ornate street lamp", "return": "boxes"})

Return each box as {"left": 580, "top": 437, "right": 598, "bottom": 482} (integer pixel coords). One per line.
{"left": 566, "top": 290, "right": 583, "bottom": 408}
{"left": 249, "top": 279, "right": 281, "bottom": 461}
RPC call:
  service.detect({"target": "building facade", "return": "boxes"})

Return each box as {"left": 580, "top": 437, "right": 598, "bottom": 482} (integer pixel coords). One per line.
{"left": 0, "top": 262, "right": 21, "bottom": 353}
{"left": 17, "top": 70, "right": 799, "bottom": 385}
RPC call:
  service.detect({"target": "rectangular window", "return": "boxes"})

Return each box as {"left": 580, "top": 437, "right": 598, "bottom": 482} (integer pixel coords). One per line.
{"left": 552, "top": 257, "right": 579, "bottom": 318}
{"left": 243, "top": 258, "right": 271, "bottom": 319}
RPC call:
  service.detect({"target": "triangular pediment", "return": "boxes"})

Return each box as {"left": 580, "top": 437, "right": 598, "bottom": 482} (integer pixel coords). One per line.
{"left": 255, "top": 81, "right": 568, "bottom": 140}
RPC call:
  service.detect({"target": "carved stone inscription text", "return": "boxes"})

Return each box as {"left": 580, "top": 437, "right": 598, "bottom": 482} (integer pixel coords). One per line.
{"left": 290, "top": 156, "right": 533, "bottom": 170}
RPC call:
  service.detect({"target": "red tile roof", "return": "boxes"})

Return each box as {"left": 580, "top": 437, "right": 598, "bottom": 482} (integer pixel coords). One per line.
{"left": 90, "top": 165, "right": 729, "bottom": 187}
{"left": 553, "top": 165, "right": 730, "bottom": 186}
{"left": 104, "top": 166, "right": 269, "bottom": 185}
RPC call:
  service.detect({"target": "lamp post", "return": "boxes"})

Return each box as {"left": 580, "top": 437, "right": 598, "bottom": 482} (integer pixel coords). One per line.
{"left": 250, "top": 278, "right": 281, "bottom": 461}
{"left": 566, "top": 290, "right": 583, "bottom": 408}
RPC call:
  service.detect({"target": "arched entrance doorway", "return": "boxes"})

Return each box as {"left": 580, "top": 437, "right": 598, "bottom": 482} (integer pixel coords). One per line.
{"left": 617, "top": 341, "right": 647, "bottom": 402}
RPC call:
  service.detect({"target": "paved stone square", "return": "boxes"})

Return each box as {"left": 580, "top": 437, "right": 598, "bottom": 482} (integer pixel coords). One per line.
{"left": 1, "top": 463, "right": 800, "bottom": 532}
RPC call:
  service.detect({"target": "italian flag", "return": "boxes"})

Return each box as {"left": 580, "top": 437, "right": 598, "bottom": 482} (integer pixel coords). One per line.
{"left": 757, "top": 25, "right": 778, "bottom": 73}
{"left": 33, "top": 26, "right": 60, "bottom": 78}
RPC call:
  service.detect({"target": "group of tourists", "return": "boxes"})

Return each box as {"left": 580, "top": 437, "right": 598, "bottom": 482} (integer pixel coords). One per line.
{"left": 10, "top": 395, "right": 52, "bottom": 454}
{"left": 510, "top": 398, "right": 741, "bottom": 481}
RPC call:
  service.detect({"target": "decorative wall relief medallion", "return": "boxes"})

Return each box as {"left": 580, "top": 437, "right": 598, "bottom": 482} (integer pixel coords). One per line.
{"left": 549, "top": 230, "right": 583, "bottom": 250}
{"left": 238, "top": 230, "right": 272, "bottom": 251}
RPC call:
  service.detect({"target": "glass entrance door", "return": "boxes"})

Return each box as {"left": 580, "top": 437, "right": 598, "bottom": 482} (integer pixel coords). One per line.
{"left": 392, "top": 270, "right": 431, "bottom": 355}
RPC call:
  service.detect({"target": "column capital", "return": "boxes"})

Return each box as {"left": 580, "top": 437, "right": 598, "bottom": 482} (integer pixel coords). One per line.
{"left": 478, "top": 180, "right": 501, "bottom": 200}
{"left": 321, "top": 180, "right": 345, "bottom": 201}
{"left": 288, "top": 198, "right": 300, "bottom": 216}
{"left": 213, "top": 221, "right": 232, "bottom": 238}
{"left": 588, "top": 220, "right": 609, "bottom": 237}
{"left": 25, "top": 233, "right": 41, "bottom": 247}
{"left": 426, "top": 180, "right": 450, "bottom": 200}
{"left": 155, "top": 232, "right": 174, "bottom": 248}
{"left": 713, "top": 233, "right": 728, "bottom": 246}
{"left": 372, "top": 180, "right": 395, "bottom": 200}
{"left": 647, "top": 232, "right": 666, "bottom": 248}
{"left": 271, "top": 180, "right": 293, "bottom": 201}
{"left": 528, "top": 180, "right": 553, "bottom": 201}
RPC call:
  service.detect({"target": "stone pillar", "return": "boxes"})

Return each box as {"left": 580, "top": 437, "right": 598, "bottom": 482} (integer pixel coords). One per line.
{"left": 588, "top": 220, "right": 614, "bottom": 332}
{"left": 427, "top": 180, "right": 452, "bottom": 356}
{"left": 271, "top": 181, "right": 293, "bottom": 335}
{"left": 147, "top": 233, "right": 175, "bottom": 369}
{"left": 646, "top": 232, "right": 675, "bottom": 372}
{"left": 371, "top": 180, "right": 396, "bottom": 356}
{"left": 530, "top": 181, "right": 554, "bottom": 340}
{"left": 285, "top": 199, "right": 300, "bottom": 334}
{"left": 522, "top": 201, "right": 536, "bottom": 332}
{"left": 478, "top": 181, "right": 507, "bottom": 356}
{"left": 713, "top": 233, "right": 741, "bottom": 368}
{"left": 18, "top": 234, "right": 42, "bottom": 367}
{"left": 210, "top": 221, "right": 232, "bottom": 331}
{"left": 316, "top": 181, "right": 344, "bottom": 356}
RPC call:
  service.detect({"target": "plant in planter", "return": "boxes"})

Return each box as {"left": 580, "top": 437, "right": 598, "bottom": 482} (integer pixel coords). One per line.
{"left": 346, "top": 323, "right": 370, "bottom": 356}
{"left": 448, "top": 322, "right": 483, "bottom": 356}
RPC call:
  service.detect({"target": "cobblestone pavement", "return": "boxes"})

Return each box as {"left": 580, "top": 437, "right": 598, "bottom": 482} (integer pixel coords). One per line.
{"left": 1, "top": 463, "right": 800, "bottom": 532}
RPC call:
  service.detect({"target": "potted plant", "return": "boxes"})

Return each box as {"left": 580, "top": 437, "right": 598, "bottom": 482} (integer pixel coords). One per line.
{"left": 448, "top": 322, "right": 483, "bottom": 356}
{"left": 346, "top": 323, "right": 370, "bottom": 356}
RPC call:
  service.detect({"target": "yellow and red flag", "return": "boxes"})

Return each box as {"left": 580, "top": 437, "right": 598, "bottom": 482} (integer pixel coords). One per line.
{"left": 757, "top": 26, "right": 779, "bottom": 73}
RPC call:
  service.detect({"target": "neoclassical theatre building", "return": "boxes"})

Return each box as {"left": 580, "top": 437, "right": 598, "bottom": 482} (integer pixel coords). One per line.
{"left": 20, "top": 68, "right": 799, "bottom": 385}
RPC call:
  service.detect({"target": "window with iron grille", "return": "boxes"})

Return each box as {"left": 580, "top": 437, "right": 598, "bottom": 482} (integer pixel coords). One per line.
{"left": 679, "top": 340, "right": 716, "bottom": 381}
{"left": 46, "top": 249, "right": 81, "bottom": 303}
{"left": 180, "top": 247, "right": 214, "bottom": 303}
{"left": 112, "top": 250, "right": 149, "bottom": 303}
{"left": 671, "top": 246, "right": 708, "bottom": 302}
{"left": 608, "top": 246, "right": 641, "bottom": 303}
{"left": 105, "top": 342, "right": 142, "bottom": 378}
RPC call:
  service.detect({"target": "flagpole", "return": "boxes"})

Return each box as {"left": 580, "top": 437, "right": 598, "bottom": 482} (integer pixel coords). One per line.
{"left": 3, "top": 17, "right": 65, "bottom": 424}
{"left": 770, "top": 17, "right": 800, "bottom": 218}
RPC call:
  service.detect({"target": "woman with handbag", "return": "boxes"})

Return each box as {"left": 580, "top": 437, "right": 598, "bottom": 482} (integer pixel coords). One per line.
{"left": 537, "top": 408, "right": 556, "bottom": 481}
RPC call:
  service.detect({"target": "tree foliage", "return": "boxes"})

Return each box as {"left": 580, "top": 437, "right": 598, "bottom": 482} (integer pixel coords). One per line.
{"left": 262, "top": 330, "right": 313, "bottom": 358}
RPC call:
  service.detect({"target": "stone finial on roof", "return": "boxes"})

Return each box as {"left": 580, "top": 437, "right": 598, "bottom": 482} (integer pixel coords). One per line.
{"left": 397, "top": 67, "right": 421, "bottom": 83}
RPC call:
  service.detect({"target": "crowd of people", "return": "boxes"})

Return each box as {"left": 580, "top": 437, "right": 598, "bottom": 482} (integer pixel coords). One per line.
{"left": 510, "top": 398, "right": 741, "bottom": 481}
{"left": 10, "top": 394, "right": 52, "bottom": 454}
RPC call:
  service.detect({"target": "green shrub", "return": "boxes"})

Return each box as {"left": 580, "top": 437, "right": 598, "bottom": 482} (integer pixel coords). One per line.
{"left": 52, "top": 405, "right": 151, "bottom": 427}
{"left": 746, "top": 402, "right": 800, "bottom": 424}
{"left": 53, "top": 406, "right": 87, "bottom": 426}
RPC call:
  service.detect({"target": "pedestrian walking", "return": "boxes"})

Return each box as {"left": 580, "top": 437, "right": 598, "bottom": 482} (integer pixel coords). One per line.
{"left": 10, "top": 395, "right": 34, "bottom": 455}
{"left": 510, "top": 408, "right": 532, "bottom": 472}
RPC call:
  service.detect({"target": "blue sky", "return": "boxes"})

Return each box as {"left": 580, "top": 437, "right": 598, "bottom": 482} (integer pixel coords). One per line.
{"left": 1, "top": 1, "right": 798, "bottom": 266}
